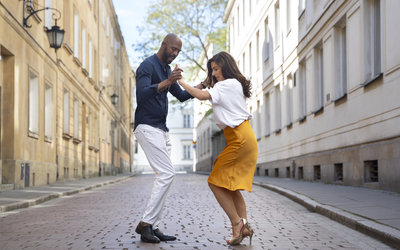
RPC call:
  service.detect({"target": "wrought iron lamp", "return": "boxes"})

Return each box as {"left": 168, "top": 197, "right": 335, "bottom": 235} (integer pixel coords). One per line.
{"left": 23, "top": 0, "right": 65, "bottom": 52}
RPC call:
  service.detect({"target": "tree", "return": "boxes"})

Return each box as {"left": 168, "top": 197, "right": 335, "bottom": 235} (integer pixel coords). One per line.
{"left": 134, "top": 0, "right": 227, "bottom": 80}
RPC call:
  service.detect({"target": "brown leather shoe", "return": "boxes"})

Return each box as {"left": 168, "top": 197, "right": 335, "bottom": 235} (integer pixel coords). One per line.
{"left": 135, "top": 222, "right": 160, "bottom": 243}
{"left": 153, "top": 228, "right": 177, "bottom": 241}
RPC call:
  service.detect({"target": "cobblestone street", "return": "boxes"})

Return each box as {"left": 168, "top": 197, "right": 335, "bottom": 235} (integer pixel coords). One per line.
{"left": 0, "top": 174, "right": 393, "bottom": 250}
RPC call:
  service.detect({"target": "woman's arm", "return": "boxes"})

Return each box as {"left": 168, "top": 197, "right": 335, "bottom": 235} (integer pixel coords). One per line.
{"left": 178, "top": 79, "right": 211, "bottom": 101}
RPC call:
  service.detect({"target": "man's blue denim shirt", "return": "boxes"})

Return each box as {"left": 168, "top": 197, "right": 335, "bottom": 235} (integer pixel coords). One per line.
{"left": 134, "top": 54, "right": 193, "bottom": 132}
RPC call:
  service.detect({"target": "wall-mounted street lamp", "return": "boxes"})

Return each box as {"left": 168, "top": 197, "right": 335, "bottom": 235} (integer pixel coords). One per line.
{"left": 100, "top": 85, "right": 119, "bottom": 105}
{"left": 23, "top": 0, "right": 65, "bottom": 52}
{"left": 110, "top": 93, "right": 119, "bottom": 105}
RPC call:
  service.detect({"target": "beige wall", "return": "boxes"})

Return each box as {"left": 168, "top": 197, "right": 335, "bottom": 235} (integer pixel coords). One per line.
{"left": 0, "top": 0, "right": 135, "bottom": 189}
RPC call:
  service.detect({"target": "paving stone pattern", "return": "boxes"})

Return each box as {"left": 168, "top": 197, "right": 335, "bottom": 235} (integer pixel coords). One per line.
{"left": 0, "top": 174, "right": 393, "bottom": 250}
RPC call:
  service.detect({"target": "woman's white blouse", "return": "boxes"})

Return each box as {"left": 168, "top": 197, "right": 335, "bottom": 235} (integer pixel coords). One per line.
{"left": 207, "top": 78, "right": 252, "bottom": 130}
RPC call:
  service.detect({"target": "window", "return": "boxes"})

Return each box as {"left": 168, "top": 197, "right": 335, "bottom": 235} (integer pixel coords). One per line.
{"left": 264, "top": 93, "right": 271, "bottom": 136}
{"left": 363, "top": 0, "right": 381, "bottom": 84}
{"left": 45, "top": 84, "right": 52, "bottom": 138}
{"left": 232, "top": 18, "right": 235, "bottom": 46}
{"left": 275, "top": 84, "right": 281, "bottom": 132}
{"left": 103, "top": 114, "right": 106, "bottom": 140}
{"left": 298, "top": 62, "right": 307, "bottom": 119}
{"left": 102, "top": 1, "right": 105, "bottom": 25}
{"left": 107, "top": 16, "right": 110, "bottom": 37}
{"left": 334, "top": 22, "right": 347, "bottom": 100}
{"left": 275, "top": 1, "right": 281, "bottom": 48}
{"left": 183, "top": 114, "right": 190, "bottom": 128}
{"left": 89, "top": 112, "right": 93, "bottom": 146}
{"left": 286, "top": 74, "right": 293, "bottom": 126}
{"left": 95, "top": 116, "right": 98, "bottom": 148}
{"left": 102, "top": 56, "right": 106, "bottom": 85}
{"left": 74, "top": 10, "right": 79, "bottom": 58}
{"left": 64, "top": 89, "right": 70, "bottom": 134}
{"left": 243, "top": 0, "right": 245, "bottom": 26}
{"left": 29, "top": 71, "right": 39, "bottom": 134}
{"left": 256, "top": 31, "right": 260, "bottom": 69}
{"left": 256, "top": 100, "right": 261, "bottom": 138}
{"left": 107, "top": 118, "right": 110, "bottom": 143}
{"left": 243, "top": 52, "right": 246, "bottom": 76}
{"left": 82, "top": 24, "right": 86, "bottom": 68}
{"left": 237, "top": 6, "right": 240, "bottom": 36}
{"left": 207, "top": 128, "right": 211, "bottom": 152}
{"left": 45, "top": 0, "right": 52, "bottom": 29}
{"left": 249, "top": 42, "right": 252, "bottom": 78}
{"left": 298, "top": 0, "right": 306, "bottom": 17}
{"left": 89, "top": 38, "right": 93, "bottom": 78}
{"left": 264, "top": 17, "right": 270, "bottom": 60}
{"left": 134, "top": 140, "right": 138, "bottom": 154}
{"left": 286, "top": 0, "right": 291, "bottom": 33}
{"left": 111, "top": 28, "right": 114, "bottom": 47}
{"left": 183, "top": 145, "right": 191, "bottom": 159}
{"left": 74, "top": 98, "right": 79, "bottom": 138}
{"left": 249, "top": 0, "right": 252, "bottom": 15}
{"left": 314, "top": 47, "right": 324, "bottom": 112}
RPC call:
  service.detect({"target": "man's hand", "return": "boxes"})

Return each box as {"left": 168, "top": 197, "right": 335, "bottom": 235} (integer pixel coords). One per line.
{"left": 158, "top": 65, "right": 183, "bottom": 92}
{"left": 168, "top": 64, "right": 183, "bottom": 84}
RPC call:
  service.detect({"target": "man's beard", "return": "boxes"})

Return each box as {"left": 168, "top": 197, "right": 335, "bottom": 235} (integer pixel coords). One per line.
{"left": 163, "top": 47, "right": 175, "bottom": 64}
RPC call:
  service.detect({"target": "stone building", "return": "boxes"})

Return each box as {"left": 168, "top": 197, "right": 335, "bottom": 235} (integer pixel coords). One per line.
{"left": 224, "top": 0, "right": 400, "bottom": 192}
{"left": 0, "top": 0, "right": 135, "bottom": 190}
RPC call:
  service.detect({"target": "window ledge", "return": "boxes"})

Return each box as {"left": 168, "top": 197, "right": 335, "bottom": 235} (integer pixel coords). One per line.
{"left": 28, "top": 131, "right": 39, "bottom": 140}
{"left": 62, "top": 133, "right": 73, "bottom": 140}
{"left": 312, "top": 107, "right": 324, "bottom": 115}
{"left": 94, "top": 83, "right": 100, "bottom": 91}
{"left": 44, "top": 136, "right": 52, "bottom": 143}
{"left": 73, "top": 57, "right": 82, "bottom": 68}
{"left": 285, "top": 122, "right": 293, "bottom": 129}
{"left": 360, "top": 73, "right": 383, "bottom": 87}
{"left": 63, "top": 43, "right": 74, "bottom": 55}
{"left": 82, "top": 68, "right": 89, "bottom": 77}
{"left": 89, "top": 78, "right": 96, "bottom": 85}
{"left": 264, "top": 133, "right": 271, "bottom": 138}
{"left": 89, "top": 145, "right": 95, "bottom": 151}
{"left": 73, "top": 138, "right": 82, "bottom": 144}
{"left": 297, "top": 116, "right": 307, "bottom": 123}
{"left": 273, "top": 128, "right": 281, "bottom": 134}
{"left": 94, "top": 148, "right": 100, "bottom": 152}
{"left": 334, "top": 93, "right": 347, "bottom": 102}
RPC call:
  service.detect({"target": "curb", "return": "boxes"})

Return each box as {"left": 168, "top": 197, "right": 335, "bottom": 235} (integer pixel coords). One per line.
{"left": 0, "top": 175, "right": 134, "bottom": 213}
{"left": 254, "top": 182, "right": 400, "bottom": 250}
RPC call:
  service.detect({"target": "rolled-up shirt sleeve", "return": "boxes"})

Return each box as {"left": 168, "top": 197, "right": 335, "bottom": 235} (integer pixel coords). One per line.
{"left": 136, "top": 61, "right": 159, "bottom": 103}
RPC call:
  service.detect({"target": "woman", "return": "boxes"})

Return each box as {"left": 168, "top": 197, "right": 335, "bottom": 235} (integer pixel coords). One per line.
{"left": 178, "top": 51, "right": 258, "bottom": 245}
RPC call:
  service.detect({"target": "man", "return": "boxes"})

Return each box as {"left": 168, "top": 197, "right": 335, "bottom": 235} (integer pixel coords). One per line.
{"left": 134, "top": 33, "right": 203, "bottom": 243}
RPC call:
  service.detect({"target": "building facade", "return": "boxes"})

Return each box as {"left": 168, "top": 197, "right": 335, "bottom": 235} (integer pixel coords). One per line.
{"left": 0, "top": 0, "right": 135, "bottom": 190}
{"left": 224, "top": 0, "right": 400, "bottom": 192}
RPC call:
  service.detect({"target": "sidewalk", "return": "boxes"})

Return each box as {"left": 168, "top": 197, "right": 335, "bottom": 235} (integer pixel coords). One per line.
{"left": 253, "top": 176, "right": 400, "bottom": 249}
{"left": 0, "top": 173, "right": 135, "bottom": 213}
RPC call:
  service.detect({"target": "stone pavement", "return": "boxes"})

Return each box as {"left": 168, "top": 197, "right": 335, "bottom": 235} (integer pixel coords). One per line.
{"left": 253, "top": 176, "right": 400, "bottom": 249}
{"left": 0, "top": 173, "right": 396, "bottom": 249}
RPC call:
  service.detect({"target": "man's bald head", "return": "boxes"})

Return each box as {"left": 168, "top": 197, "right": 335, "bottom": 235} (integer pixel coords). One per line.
{"left": 163, "top": 33, "right": 182, "bottom": 45}
{"left": 157, "top": 33, "right": 182, "bottom": 64}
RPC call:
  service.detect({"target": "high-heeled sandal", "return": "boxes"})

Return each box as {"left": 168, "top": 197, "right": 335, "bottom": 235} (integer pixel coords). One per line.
{"left": 227, "top": 218, "right": 253, "bottom": 245}
{"left": 243, "top": 223, "right": 254, "bottom": 245}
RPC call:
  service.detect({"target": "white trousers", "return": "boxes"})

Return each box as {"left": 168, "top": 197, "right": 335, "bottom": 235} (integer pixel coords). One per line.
{"left": 134, "top": 124, "right": 175, "bottom": 228}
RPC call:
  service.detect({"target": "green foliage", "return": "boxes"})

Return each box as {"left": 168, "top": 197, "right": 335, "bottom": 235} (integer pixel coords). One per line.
{"left": 134, "top": 0, "right": 227, "bottom": 79}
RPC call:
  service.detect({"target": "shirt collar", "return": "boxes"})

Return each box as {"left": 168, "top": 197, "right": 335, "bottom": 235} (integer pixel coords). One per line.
{"left": 152, "top": 54, "right": 170, "bottom": 72}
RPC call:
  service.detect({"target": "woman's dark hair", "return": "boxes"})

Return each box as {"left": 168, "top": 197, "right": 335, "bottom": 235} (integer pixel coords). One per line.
{"left": 205, "top": 51, "right": 252, "bottom": 98}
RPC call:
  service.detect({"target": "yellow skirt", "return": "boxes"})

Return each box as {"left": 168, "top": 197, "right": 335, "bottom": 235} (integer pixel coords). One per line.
{"left": 207, "top": 120, "right": 258, "bottom": 192}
